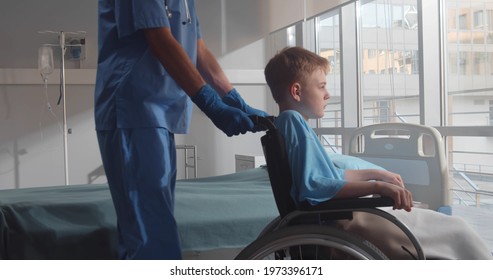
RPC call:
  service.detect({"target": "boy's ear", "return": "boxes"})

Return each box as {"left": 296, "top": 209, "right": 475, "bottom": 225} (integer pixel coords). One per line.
{"left": 289, "top": 82, "right": 302, "bottom": 102}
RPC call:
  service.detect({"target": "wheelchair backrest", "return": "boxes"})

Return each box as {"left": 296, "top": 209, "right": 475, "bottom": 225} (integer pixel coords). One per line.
{"left": 252, "top": 116, "right": 297, "bottom": 218}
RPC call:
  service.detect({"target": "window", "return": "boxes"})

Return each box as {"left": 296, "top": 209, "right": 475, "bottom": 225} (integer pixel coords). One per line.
{"left": 360, "top": 0, "right": 420, "bottom": 125}
{"left": 445, "top": 2, "right": 493, "bottom": 209}
{"left": 459, "top": 14, "right": 468, "bottom": 29}
{"left": 474, "top": 10, "right": 484, "bottom": 28}
{"left": 393, "top": 5, "right": 403, "bottom": 28}
{"left": 488, "top": 10, "right": 493, "bottom": 30}
{"left": 474, "top": 52, "right": 486, "bottom": 74}
{"left": 458, "top": 51, "right": 469, "bottom": 74}
{"left": 378, "top": 100, "right": 390, "bottom": 123}
{"left": 310, "top": 0, "right": 493, "bottom": 209}
{"left": 403, "top": 5, "right": 418, "bottom": 30}
{"left": 317, "top": 11, "right": 342, "bottom": 129}
{"left": 490, "top": 100, "right": 493, "bottom": 125}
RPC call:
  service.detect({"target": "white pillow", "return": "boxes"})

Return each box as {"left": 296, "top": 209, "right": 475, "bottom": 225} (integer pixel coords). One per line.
{"left": 328, "top": 153, "right": 386, "bottom": 170}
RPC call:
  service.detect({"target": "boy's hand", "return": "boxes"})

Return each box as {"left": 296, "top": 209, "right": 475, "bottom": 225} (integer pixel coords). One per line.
{"left": 377, "top": 181, "right": 413, "bottom": 212}
{"left": 377, "top": 170, "right": 405, "bottom": 188}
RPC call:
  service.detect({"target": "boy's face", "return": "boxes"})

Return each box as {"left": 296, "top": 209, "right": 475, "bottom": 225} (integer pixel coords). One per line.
{"left": 297, "top": 68, "right": 330, "bottom": 120}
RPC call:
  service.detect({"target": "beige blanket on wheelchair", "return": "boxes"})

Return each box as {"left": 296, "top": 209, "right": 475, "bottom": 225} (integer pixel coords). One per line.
{"left": 337, "top": 207, "right": 492, "bottom": 260}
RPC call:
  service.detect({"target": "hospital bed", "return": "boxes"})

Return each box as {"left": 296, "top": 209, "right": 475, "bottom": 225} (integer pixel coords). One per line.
{"left": 0, "top": 168, "right": 278, "bottom": 259}
{"left": 0, "top": 122, "right": 452, "bottom": 260}
{"left": 348, "top": 123, "right": 451, "bottom": 213}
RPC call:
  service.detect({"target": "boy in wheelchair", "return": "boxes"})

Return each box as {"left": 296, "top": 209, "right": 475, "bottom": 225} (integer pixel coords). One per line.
{"left": 262, "top": 46, "right": 492, "bottom": 260}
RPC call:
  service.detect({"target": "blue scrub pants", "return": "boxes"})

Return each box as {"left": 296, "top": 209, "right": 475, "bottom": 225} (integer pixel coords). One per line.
{"left": 97, "top": 128, "right": 181, "bottom": 259}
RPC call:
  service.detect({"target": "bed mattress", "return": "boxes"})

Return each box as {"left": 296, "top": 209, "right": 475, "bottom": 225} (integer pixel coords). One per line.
{"left": 0, "top": 168, "right": 278, "bottom": 259}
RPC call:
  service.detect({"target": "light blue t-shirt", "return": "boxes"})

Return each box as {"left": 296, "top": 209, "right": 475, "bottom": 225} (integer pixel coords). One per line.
{"left": 95, "top": 0, "right": 201, "bottom": 133}
{"left": 274, "top": 110, "right": 347, "bottom": 206}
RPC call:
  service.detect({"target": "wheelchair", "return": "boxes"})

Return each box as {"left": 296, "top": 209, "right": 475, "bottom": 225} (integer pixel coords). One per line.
{"left": 235, "top": 116, "right": 425, "bottom": 260}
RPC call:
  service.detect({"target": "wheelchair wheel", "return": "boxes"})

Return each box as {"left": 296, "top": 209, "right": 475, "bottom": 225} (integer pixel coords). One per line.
{"left": 235, "top": 225, "right": 387, "bottom": 260}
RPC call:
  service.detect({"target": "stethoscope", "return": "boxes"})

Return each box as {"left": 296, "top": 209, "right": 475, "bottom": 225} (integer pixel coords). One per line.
{"left": 165, "top": 0, "right": 192, "bottom": 25}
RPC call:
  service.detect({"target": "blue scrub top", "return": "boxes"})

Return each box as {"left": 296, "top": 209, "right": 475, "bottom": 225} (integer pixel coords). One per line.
{"left": 95, "top": 0, "right": 201, "bottom": 134}
{"left": 275, "top": 110, "right": 347, "bottom": 206}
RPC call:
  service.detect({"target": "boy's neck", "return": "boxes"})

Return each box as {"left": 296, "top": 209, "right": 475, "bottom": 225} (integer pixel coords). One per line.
{"left": 278, "top": 105, "right": 308, "bottom": 121}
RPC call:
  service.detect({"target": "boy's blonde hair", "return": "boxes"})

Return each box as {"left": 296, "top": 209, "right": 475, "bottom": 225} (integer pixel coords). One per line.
{"left": 264, "top": 47, "right": 329, "bottom": 104}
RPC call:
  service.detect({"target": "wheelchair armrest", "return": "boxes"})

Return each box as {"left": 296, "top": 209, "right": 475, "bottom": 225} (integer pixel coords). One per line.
{"left": 300, "top": 196, "right": 394, "bottom": 212}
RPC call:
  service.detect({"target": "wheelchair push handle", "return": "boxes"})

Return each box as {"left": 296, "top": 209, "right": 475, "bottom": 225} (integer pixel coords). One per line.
{"left": 249, "top": 115, "right": 277, "bottom": 131}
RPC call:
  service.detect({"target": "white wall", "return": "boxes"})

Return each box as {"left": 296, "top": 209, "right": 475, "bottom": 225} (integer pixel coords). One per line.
{"left": 180, "top": 38, "right": 274, "bottom": 178}
{"left": 0, "top": 81, "right": 100, "bottom": 189}
{"left": 1, "top": 1, "right": 299, "bottom": 189}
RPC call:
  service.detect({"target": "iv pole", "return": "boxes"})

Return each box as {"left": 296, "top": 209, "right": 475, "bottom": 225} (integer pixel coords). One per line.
{"left": 59, "top": 31, "right": 69, "bottom": 185}
{"left": 39, "top": 30, "right": 85, "bottom": 185}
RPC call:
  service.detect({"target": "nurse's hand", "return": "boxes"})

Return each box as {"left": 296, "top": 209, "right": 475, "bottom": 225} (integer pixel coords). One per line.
{"left": 222, "top": 88, "right": 269, "bottom": 118}
{"left": 192, "top": 84, "right": 255, "bottom": 136}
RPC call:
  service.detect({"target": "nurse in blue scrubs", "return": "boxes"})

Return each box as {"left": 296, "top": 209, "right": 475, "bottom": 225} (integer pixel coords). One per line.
{"left": 95, "top": 0, "right": 267, "bottom": 259}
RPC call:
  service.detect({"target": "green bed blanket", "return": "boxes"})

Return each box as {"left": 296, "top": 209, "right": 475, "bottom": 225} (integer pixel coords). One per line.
{"left": 0, "top": 168, "right": 277, "bottom": 259}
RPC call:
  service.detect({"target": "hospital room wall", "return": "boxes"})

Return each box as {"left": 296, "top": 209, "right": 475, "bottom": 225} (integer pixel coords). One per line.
{"left": 0, "top": 83, "right": 100, "bottom": 189}
{"left": 0, "top": 44, "right": 272, "bottom": 190}
{"left": 179, "top": 38, "right": 282, "bottom": 178}
{"left": 0, "top": 1, "right": 287, "bottom": 189}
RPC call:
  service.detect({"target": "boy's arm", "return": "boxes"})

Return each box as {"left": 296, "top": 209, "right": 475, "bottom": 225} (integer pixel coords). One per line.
{"left": 344, "top": 169, "right": 404, "bottom": 188}
{"left": 334, "top": 180, "right": 413, "bottom": 212}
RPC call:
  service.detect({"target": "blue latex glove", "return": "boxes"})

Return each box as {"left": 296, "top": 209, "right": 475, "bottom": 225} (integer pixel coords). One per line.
{"left": 192, "top": 85, "right": 254, "bottom": 136}
{"left": 222, "top": 88, "right": 269, "bottom": 118}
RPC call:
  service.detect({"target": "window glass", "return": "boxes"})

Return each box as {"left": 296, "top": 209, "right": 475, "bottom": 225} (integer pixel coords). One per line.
{"left": 318, "top": 11, "right": 342, "bottom": 126}
{"left": 446, "top": 0, "right": 493, "bottom": 126}
{"left": 317, "top": 11, "right": 342, "bottom": 153}
{"left": 312, "top": 0, "right": 493, "bottom": 209}
{"left": 360, "top": 0, "right": 420, "bottom": 125}
{"left": 445, "top": 0, "right": 493, "bottom": 209}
